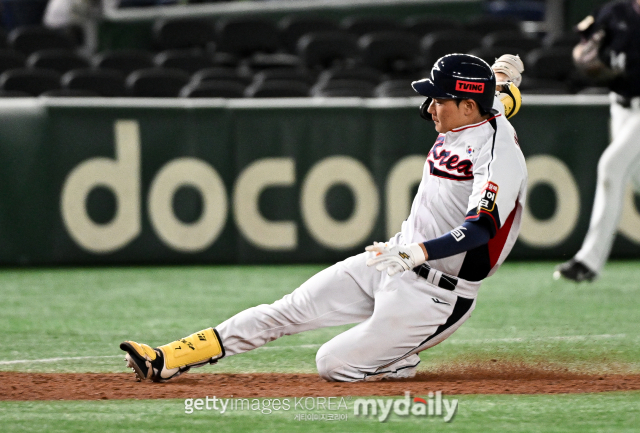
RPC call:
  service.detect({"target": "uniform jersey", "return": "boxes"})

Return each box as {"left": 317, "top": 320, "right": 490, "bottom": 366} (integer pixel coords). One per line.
{"left": 400, "top": 102, "right": 527, "bottom": 282}
{"left": 580, "top": 0, "right": 640, "bottom": 98}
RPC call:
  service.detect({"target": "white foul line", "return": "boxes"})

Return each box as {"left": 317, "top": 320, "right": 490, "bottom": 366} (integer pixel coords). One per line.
{"left": 0, "top": 334, "right": 629, "bottom": 365}
{"left": 0, "top": 355, "right": 121, "bottom": 365}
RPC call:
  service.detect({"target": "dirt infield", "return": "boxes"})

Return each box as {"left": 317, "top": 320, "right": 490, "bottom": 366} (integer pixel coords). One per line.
{"left": 3, "top": 363, "right": 640, "bottom": 401}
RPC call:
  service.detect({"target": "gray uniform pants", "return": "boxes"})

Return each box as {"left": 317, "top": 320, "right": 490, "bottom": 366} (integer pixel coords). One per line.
{"left": 216, "top": 252, "right": 475, "bottom": 382}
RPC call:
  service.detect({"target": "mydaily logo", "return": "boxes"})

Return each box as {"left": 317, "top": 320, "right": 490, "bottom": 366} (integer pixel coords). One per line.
{"left": 354, "top": 391, "right": 458, "bottom": 422}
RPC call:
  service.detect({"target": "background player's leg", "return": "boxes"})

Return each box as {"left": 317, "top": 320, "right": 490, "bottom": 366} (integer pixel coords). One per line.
{"left": 217, "top": 253, "right": 378, "bottom": 356}
{"left": 315, "top": 271, "right": 475, "bottom": 382}
{"left": 575, "top": 108, "right": 640, "bottom": 274}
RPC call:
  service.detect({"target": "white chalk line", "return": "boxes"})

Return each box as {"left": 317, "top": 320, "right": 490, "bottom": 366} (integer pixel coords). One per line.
{"left": 0, "top": 334, "right": 629, "bottom": 365}
{"left": 0, "top": 355, "right": 121, "bottom": 365}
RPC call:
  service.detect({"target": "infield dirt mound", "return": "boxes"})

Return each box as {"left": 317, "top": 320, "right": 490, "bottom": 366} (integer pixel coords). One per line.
{"left": 3, "top": 362, "right": 640, "bottom": 401}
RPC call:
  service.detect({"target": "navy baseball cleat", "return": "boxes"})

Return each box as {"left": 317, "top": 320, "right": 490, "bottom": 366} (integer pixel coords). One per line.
{"left": 553, "top": 259, "right": 597, "bottom": 283}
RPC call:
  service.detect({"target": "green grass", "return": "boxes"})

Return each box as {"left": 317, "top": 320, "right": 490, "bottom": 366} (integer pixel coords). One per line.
{"left": 1, "top": 261, "right": 639, "bottom": 374}
{"left": 1, "top": 261, "right": 639, "bottom": 432}
{"left": 1, "top": 392, "right": 640, "bottom": 433}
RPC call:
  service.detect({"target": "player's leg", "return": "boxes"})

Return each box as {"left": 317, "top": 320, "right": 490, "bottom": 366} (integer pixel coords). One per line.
{"left": 216, "top": 253, "right": 378, "bottom": 356}
{"left": 121, "top": 253, "right": 379, "bottom": 381}
{"left": 315, "top": 271, "right": 475, "bottom": 382}
{"left": 572, "top": 107, "right": 640, "bottom": 275}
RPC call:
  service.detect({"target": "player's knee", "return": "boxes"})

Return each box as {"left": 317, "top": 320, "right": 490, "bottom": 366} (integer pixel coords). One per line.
{"left": 315, "top": 345, "right": 341, "bottom": 381}
{"left": 315, "top": 345, "right": 360, "bottom": 382}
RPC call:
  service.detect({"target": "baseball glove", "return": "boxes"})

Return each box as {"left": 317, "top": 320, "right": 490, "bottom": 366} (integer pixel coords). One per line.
{"left": 492, "top": 54, "right": 524, "bottom": 87}
{"left": 573, "top": 30, "right": 621, "bottom": 83}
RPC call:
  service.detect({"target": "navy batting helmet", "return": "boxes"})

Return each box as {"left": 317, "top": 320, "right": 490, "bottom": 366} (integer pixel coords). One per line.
{"left": 412, "top": 53, "right": 497, "bottom": 119}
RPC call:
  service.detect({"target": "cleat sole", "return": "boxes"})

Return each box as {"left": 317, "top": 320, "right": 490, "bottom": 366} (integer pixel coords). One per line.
{"left": 125, "top": 353, "right": 147, "bottom": 382}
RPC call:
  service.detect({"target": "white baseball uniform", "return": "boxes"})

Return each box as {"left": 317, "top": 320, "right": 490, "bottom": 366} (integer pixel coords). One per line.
{"left": 215, "top": 99, "right": 527, "bottom": 382}
{"left": 573, "top": 0, "right": 640, "bottom": 275}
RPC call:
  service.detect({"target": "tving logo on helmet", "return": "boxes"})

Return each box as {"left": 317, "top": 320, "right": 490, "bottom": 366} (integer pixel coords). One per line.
{"left": 455, "top": 80, "right": 485, "bottom": 93}
{"left": 411, "top": 54, "right": 498, "bottom": 116}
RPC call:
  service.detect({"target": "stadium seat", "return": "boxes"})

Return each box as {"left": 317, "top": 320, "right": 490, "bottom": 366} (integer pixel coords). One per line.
{"left": 61, "top": 69, "right": 126, "bottom": 97}
{"left": 341, "top": 16, "right": 402, "bottom": 36}
{"left": 191, "top": 67, "right": 252, "bottom": 86}
{"left": 526, "top": 47, "right": 574, "bottom": 81}
{"left": 27, "top": 49, "right": 90, "bottom": 73}
{"left": 180, "top": 81, "right": 246, "bottom": 98}
{"left": 252, "top": 68, "right": 316, "bottom": 86}
{"left": 0, "top": 28, "right": 7, "bottom": 48}
{"left": 316, "top": 66, "right": 383, "bottom": 87}
{"left": 577, "top": 86, "right": 609, "bottom": 95}
{"left": 544, "top": 32, "right": 581, "bottom": 48}
{"left": 8, "top": 26, "right": 76, "bottom": 55}
{"left": 403, "top": 15, "right": 463, "bottom": 38}
{"left": 125, "top": 68, "right": 190, "bottom": 97}
{"left": 311, "top": 79, "right": 375, "bottom": 97}
{"left": 374, "top": 79, "right": 418, "bottom": 97}
{"left": 0, "top": 68, "right": 61, "bottom": 95}
{"left": 215, "top": 18, "right": 280, "bottom": 56}
{"left": 519, "top": 77, "right": 570, "bottom": 94}
{"left": 484, "top": 0, "right": 545, "bottom": 21}
{"left": 119, "top": 0, "right": 177, "bottom": 6}
{"left": 464, "top": 16, "right": 521, "bottom": 36}
{"left": 154, "top": 49, "right": 214, "bottom": 74}
{"left": 0, "top": 49, "right": 25, "bottom": 74}
{"left": 0, "top": 89, "right": 30, "bottom": 97}
{"left": 93, "top": 49, "right": 154, "bottom": 75}
{"left": 245, "top": 80, "right": 310, "bottom": 98}
{"left": 209, "top": 51, "right": 240, "bottom": 68}
{"left": 279, "top": 16, "right": 339, "bottom": 53}
{"left": 153, "top": 19, "right": 215, "bottom": 50}
{"left": 297, "top": 31, "right": 359, "bottom": 70}
{"left": 482, "top": 31, "right": 542, "bottom": 52}
{"left": 468, "top": 46, "right": 525, "bottom": 65}
{"left": 242, "top": 52, "right": 302, "bottom": 72}
{"left": 358, "top": 31, "right": 421, "bottom": 76}
{"left": 41, "top": 88, "right": 100, "bottom": 97}
{"left": 521, "top": 86, "right": 571, "bottom": 95}
{"left": 420, "top": 30, "right": 482, "bottom": 68}
{"left": 63, "top": 24, "right": 85, "bottom": 46}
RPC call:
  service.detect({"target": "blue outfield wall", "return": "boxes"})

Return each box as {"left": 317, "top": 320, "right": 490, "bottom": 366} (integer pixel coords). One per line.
{"left": 0, "top": 95, "right": 637, "bottom": 265}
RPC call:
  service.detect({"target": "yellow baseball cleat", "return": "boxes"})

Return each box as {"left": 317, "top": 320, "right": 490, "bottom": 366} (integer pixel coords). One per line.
{"left": 120, "top": 328, "right": 225, "bottom": 382}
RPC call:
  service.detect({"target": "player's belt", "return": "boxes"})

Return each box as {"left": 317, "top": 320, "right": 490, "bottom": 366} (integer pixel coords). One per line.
{"left": 412, "top": 264, "right": 458, "bottom": 291}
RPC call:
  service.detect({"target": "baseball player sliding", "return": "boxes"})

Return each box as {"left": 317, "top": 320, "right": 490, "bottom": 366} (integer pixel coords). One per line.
{"left": 120, "top": 53, "right": 527, "bottom": 383}
{"left": 555, "top": 0, "right": 640, "bottom": 282}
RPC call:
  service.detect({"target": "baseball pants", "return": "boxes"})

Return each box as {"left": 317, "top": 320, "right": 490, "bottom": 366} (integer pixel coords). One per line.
{"left": 216, "top": 252, "right": 476, "bottom": 382}
{"left": 575, "top": 97, "right": 640, "bottom": 274}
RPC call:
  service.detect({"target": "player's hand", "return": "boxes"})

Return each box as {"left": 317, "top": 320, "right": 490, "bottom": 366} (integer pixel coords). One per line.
{"left": 365, "top": 242, "right": 427, "bottom": 276}
{"left": 492, "top": 54, "right": 524, "bottom": 87}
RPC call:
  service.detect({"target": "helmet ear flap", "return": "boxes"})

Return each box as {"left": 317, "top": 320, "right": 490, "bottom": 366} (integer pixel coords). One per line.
{"left": 419, "top": 98, "right": 432, "bottom": 120}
